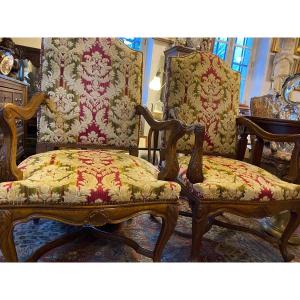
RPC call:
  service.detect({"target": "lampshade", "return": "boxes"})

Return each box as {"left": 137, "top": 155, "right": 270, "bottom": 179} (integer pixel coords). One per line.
{"left": 149, "top": 72, "right": 162, "bottom": 91}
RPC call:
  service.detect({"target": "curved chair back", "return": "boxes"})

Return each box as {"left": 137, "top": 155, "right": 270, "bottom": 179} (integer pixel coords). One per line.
{"left": 38, "top": 38, "right": 143, "bottom": 151}
{"left": 165, "top": 51, "right": 240, "bottom": 156}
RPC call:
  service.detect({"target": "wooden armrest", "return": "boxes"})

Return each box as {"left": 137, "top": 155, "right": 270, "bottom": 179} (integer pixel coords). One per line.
{"left": 236, "top": 116, "right": 300, "bottom": 183}
{"left": 0, "top": 92, "right": 48, "bottom": 181}
{"left": 236, "top": 116, "right": 300, "bottom": 142}
{"left": 136, "top": 105, "right": 187, "bottom": 181}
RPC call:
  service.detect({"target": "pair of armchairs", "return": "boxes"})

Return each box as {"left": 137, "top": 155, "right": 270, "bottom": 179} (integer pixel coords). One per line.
{"left": 0, "top": 38, "right": 189, "bottom": 262}
{"left": 162, "top": 51, "right": 300, "bottom": 261}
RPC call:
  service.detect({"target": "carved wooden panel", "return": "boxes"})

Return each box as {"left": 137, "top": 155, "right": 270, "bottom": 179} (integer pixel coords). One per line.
{"left": 0, "top": 75, "right": 28, "bottom": 179}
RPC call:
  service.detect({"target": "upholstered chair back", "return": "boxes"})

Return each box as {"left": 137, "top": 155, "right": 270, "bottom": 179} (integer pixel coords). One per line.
{"left": 165, "top": 51, "right": 240, "bottom": 156}
{"left": 38, "top": 38, "right": 143, "bottom": 149}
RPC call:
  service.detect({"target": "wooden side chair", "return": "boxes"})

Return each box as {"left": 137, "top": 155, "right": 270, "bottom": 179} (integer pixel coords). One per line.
{"left": 0, "top": 38, "right": 187, "bottom": 262}
{"left": 164, "top": 51, "right": 300, "bottom": 261}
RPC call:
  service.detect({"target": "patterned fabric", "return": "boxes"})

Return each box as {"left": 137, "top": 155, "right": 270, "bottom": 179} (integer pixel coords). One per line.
{"left": 178, "top": 155, "right": 300, "bottom": 202}
{"left": 0, "top": 150, "right": 180, "bottom": 205}
{"left": 165, "top": 51, "right": 240, "bottom": 155}
{"left": 39, "top": 38, "right": 143, "bottom": 148}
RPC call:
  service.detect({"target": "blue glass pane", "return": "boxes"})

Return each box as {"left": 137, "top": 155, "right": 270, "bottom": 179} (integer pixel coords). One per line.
{"left": 119, "top": 38, "right": 142, "bottom": 51}
{"left": 218, "top": 37, "right": 228, "bottom": 42}
{"left": 235, "top": 38, "right": 245, "bottom": 46}
{"left": 213, "top": 41, "right": 227, "bottom": 60}
{"left": 232, "top": 46, "right": 243, "bottom": 64}
{"left": 245, "top": 38, "right": 253, "bottom": 48}
{"left": 231, "top": 63, "right": 240, "bottom": 72}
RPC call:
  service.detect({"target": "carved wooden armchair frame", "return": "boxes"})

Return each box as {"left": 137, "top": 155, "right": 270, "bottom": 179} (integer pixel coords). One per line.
{"left": 0, "top": 38, "right": 189, "bottom": 262}
{"left": 163, "top": 51, "right": 300, "bottom": 262}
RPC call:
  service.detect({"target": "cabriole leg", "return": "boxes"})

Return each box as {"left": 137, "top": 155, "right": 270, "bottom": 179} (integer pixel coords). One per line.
{"left": 279, "top": 210, "right": 300, "bottom": 262}
{"left": 191, "top": 203, "right": 209, "bottom": 262}
{"left": 153, "top": 205, "right": 178, "bottom": 262}
{"left": 0, "top": 210, "right": 18, "bottom": 262}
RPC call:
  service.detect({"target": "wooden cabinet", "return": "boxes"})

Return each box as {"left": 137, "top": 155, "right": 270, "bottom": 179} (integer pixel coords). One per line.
{"left": 0, "top": 74, "right": 28, "bottom": 165}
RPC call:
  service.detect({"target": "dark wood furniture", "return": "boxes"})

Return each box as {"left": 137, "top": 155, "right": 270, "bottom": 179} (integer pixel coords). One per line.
{"left": 0, "top": 75, "right": 28, "bottom": 175}
{"left": 15, "top": 44, "right": 41, "bottom": 158}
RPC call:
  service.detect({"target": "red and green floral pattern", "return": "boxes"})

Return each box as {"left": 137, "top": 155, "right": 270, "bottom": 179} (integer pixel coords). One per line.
{"left": 165, "top": 52, "right": 240, "bottom": 155}
{"left": 0, "top": 150, "right": 180, "bottom": 205}
{"left": 39, "top": 38, "right": 143, "bottom": 148}
{"left": 178, "top": 155, "right": 300, "bottom": 202}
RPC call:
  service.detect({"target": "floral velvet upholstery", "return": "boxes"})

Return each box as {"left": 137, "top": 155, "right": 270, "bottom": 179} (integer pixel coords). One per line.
{"left": 39, "top": 38, "right": 143, "bottom": 148}
{"left": 165, "top": 51, "right": 240, "bottom": 155}
{"left": 178, "top": 155, "right": 300, "bottom": 202}
{"left": 0, "top": 150, "right": 181, "bottom": 205}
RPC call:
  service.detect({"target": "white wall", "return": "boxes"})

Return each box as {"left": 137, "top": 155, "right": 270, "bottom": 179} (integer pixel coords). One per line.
{"left": 248, "top": 38, "right": 272, "bottom": 100}
{"left": 146, "top": 39, "right": 170, "bottom": 110}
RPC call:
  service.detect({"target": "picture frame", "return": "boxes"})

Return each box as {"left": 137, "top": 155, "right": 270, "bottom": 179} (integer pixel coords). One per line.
{"left": 271, "top": 38, "right": 280, "bottom": 53}
{"left": 294, "top": 38, "right": 300, "bottom": 56}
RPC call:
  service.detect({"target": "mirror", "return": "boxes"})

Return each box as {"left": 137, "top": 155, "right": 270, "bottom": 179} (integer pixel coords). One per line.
{"left": 282, "top": 73, "right": 300, "bottom": 105}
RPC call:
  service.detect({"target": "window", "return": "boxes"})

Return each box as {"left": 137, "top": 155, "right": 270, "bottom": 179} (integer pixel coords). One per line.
{"left": 213, "top": 38, "right": 229, "bottom": 60}
{"left": 213, "top": 37, "right": 254, "bottom": 103}
{"left": 119, "top": 38, "right": 142, "bottom": 51}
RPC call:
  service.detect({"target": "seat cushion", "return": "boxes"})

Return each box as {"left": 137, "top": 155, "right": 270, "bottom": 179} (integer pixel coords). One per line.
{"left": 178, "top": 155, "right": 300, "bottom": 202}
{"left": 0, "top": 150, "right": 180, "bottom": 205}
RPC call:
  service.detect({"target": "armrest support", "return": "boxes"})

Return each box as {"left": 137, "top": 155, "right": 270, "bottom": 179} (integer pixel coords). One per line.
{"left": 0, "top": 92, "right": 48, "bottom": 181}
{"left": 236, "top": 116, "right": 300, "bottom": 183}
{"left": 163, "top": 107, "right": 205, "bottom": 183}
{"left": 136, "top": 105, "right": 187, "bottom": 181}
{"left": 185, "top": 124, "right": 205, "bottom": 184}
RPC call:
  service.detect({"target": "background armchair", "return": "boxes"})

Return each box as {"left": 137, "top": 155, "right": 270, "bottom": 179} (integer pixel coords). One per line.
{"left": 0, "top": 38, "right": 185, "bottom": 262}
{"left": 250, "top": 74, "right": 300, "bottom": 244}
{"left": 164, "top": 51, "right": 300, "bottom": 261}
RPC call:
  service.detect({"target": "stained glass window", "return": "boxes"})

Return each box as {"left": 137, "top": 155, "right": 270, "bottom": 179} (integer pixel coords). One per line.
{"left": 119, "top": 38, "right": 142, "bottom": 51}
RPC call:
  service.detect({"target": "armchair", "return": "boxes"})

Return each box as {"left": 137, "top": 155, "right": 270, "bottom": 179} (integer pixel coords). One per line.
{"left": 164, "top": 51, "right": 300, "bottom": 261}
{"left": 250, "top": 77, "right": 300, "bottom": 244}
{"left": 0, "top": 38, "right": 186, "bottom": 262}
